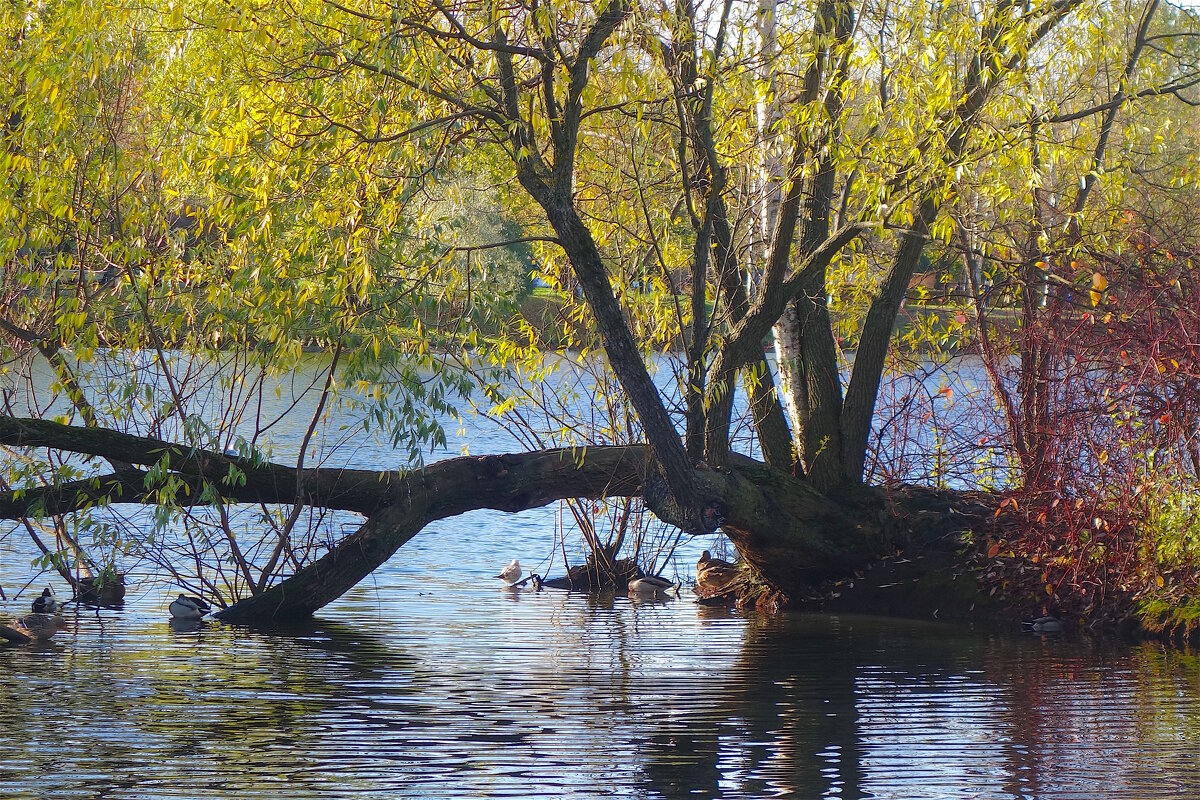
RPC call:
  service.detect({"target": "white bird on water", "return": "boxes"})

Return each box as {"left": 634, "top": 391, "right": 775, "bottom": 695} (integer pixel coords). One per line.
{"left": 495, "top": 559, "right": 522, "bottom": 584}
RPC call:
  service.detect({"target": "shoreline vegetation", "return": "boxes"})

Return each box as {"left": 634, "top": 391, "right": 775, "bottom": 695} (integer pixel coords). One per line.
{"left": 2, "top": 410, "right": 1195, "bottom": 647}
{"left": 5, "top": 268, "right": 1196, "bottom": 645}
{"left": 4, "top": 0, "right": 1199, "bottom": 654}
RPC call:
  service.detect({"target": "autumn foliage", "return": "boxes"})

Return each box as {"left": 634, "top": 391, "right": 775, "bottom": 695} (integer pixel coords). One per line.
{"left": 979, "top": 217, "right": 1200, "bottom": 625}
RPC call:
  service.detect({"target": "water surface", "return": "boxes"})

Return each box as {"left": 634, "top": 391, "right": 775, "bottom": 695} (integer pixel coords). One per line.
{"left": 3, "top": 356, "right": 1198, "bottom": 797}
{"left": 3, "top": 536, "right": 1200, "bottom": 799}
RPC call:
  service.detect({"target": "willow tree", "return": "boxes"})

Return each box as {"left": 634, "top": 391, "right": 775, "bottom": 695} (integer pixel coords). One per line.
{"left": 0, "top": 0, "right": 478, "bottom": 600}
{"left": 2, "top": 0, "right": 1194, "bottom": 620}
{"left": 231, "top": 0, "right": 1091, "bottom": 573}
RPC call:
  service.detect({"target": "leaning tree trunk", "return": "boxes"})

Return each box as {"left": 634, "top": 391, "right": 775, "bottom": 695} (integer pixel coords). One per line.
{"left": 216, "top": 447, "right": 649, "bottom": 621}
{"left": 1, "top": 415, "right": 998, "bottom": 623}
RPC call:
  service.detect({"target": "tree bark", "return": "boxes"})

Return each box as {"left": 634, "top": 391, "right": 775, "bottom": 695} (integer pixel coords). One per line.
{"left": 494, "top": 5, "right": 705, "bottom": 516}
{"left": 1, "top": 414, "right": 1001, "bottom": 622}
{"left": 841, "top": 194, "right": 940, "bottom": 481}
{"left": 538, "top": 198, "right": 703, "bottom": 514}
{"left": 767, "top": 0, "right": 854, "bottom": 488}
{"left": 0, "top": 416, "right": 649, "bottom": 517}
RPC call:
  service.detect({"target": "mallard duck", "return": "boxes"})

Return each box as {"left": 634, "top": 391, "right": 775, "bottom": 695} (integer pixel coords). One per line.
{"left": 31, "top": 587, "right": 58, "bottom": 614}
{"left": 79, "top": 573, "right": 126, "bottom": 606}
{"left": 495, "top": 559, "right": 522, "bottom": 584}
{"left": 698, "top": 550, "right": 732, "bottom": 568}
{"left": 9, "top": 613, "right": 66, "bottom": 641}
{"left": 169, "top": 594, "right": 211, "bottom": 621}
{"left": 628, "top": 575, "right": 678, "bottom": 597}
{"left": 696, "top": 550, "right": 739, "bottom": 599}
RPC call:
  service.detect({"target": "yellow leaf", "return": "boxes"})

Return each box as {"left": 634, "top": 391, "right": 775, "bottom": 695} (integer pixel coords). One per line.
{"left": 1156, "top": 574, "right": 1165, "bottom": 588}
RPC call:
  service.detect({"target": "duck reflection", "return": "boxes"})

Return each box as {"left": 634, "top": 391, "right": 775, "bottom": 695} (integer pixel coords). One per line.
{"left": 39, "top": 616, "right": 422, "bottom": 795}
{"left": 7, "top": 585, "right": 1200, "bottom": 798}
{"left": 168, "top": 617, "right": 205, "bottom": 634}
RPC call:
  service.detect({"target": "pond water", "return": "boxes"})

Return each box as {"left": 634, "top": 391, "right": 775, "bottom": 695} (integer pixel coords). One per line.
{"left": 3, "top": 570, "right": 1200, "bottom": 799}
{"left": 3, "top": 355, "right": 1200, "bottom": 797}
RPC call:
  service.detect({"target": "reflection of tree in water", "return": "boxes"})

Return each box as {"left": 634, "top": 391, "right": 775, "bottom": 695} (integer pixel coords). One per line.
{"left": 10, "top": 601, "right": 1200, "bottom": 799}
{"left": 0, "top": 617, "right": 423, "bottom": 797}
{"left": 636, "top": 615, "right": 1186, "bottom": 799}
{"left": 636, "top": 613, "right": 872, "bottom": 799}
{"left": 157, "top": 619, "right": 426, "bottom": 793}
{"left": 986, "top": 639, "right": 1200, "bottom": 799}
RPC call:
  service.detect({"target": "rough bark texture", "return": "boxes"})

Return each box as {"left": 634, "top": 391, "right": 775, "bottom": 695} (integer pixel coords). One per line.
{"left": 222, "top": 454, "right": 917, "bottom": 620}
{"left": 841, "top": 194, "right": 940, "bottom": 480}
{"left": 0, "top": 415, "right": 417, "bottom": 515}
{"left": 745, "top": 366, "right": 795, "bottom": 470}
{"left": 540, "top": 198, "right": 701, "bottom": 511}
{"left": 709, "top": 199, "right": 795, "bottom": 472}
{"left": 494, "top": 2, "right": 703, "bottom": 515}
{"left": 771, "top": 0, "right": 852, "bottom": 487}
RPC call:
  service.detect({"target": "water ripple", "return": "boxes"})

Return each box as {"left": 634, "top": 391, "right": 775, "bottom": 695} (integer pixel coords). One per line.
{"left": 4, "top": 560, "right": 1200, "bottom": 798}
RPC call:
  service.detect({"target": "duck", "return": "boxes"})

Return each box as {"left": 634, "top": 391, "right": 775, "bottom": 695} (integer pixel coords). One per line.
{"left": 495, "top": 559, "right": 522, "bottom": 584}
{"left": 696, "top": 550, "right": 740, "bottom": 599}
{"left": 1022, "top": 615, "right": 1064, "bottom": 634}
{"left": 7, "top": 613, "right": 66, "bottom": 642}
{"left": 169, "top": 594, "right": 211, "bottom": 621}
{"left": 31, "top": 587, "right": 58, "bottom": 614}
{"left": 628, "top": 575, "right": 678, "bottom": 597}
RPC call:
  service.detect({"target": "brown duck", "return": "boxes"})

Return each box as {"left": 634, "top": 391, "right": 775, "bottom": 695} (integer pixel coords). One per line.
{"left": 1, "top": 613, "right": 66, "bottom": 643}
{"left": 696, "top": 550, "right": 739, "bottom": 599}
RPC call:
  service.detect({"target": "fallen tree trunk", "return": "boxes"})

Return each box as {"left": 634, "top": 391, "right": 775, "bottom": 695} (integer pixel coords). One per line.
{"left": 1, "top": 415, "right": 999, "bottom": 623}
{"left": 216, "top": 447, "right": 649, "bottom": 621}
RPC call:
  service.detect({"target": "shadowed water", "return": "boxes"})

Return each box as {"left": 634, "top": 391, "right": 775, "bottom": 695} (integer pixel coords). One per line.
{"left": 4, "top": 538, "right": 1200, "bottom": 799}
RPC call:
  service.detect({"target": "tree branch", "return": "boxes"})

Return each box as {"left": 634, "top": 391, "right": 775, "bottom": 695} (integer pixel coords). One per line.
{"left": 0, "top": 416, "right": 648, "bottom": 519}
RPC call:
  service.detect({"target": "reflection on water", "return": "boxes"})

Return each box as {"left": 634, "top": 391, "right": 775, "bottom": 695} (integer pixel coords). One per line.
{"left": 3, "top": 544, "right": 1200, "bottom": 799}
{"left": 2, "top": 357, "right": 1198, "bottom": 796}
